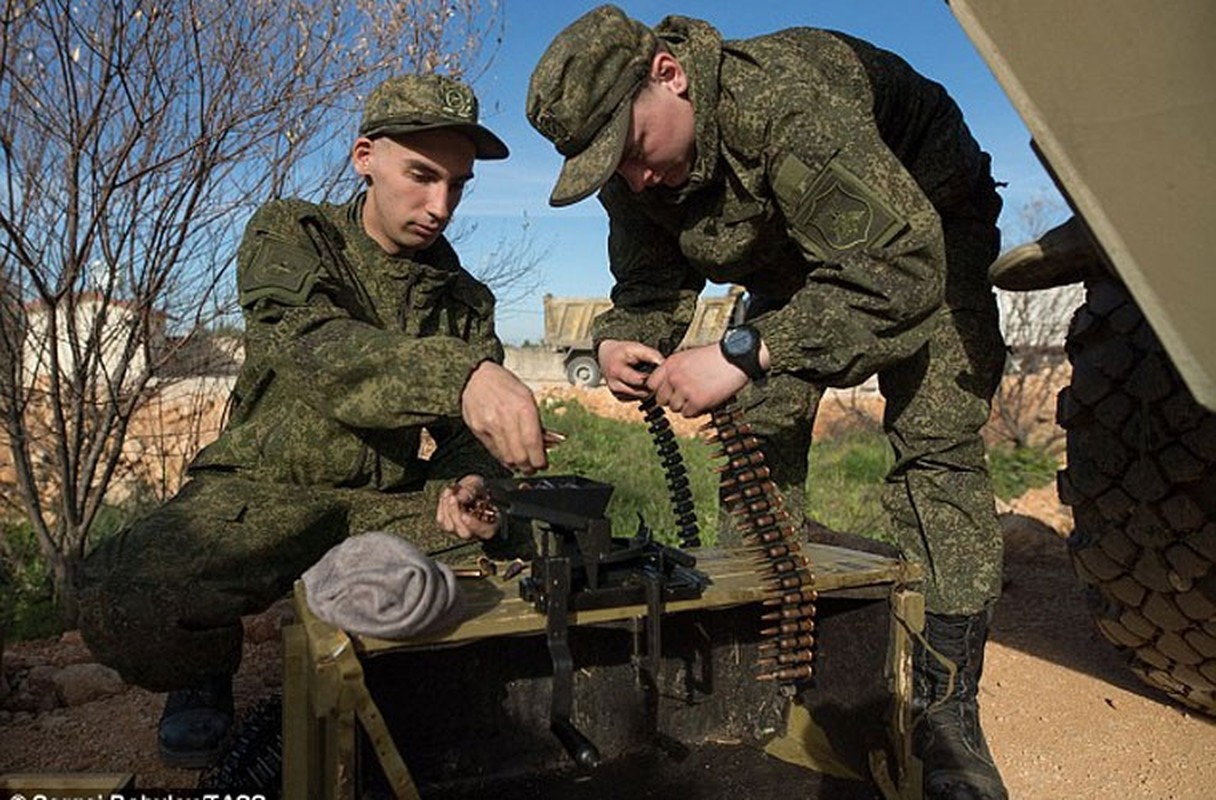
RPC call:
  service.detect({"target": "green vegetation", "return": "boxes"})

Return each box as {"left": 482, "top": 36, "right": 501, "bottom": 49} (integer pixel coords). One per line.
{"left": 1, "top": 518, "right": 61, "bottom": 642}
{"left": 1, "top": 500, "right": 154, "bottom": 643}
{"left": 540, "top": 399, "right": 1059, "bottom": 549}
{"left": 806, "top": 428, "right": 894, "bottom": 543}
{"left": 988, "top": 443, "right": 1060, "bottom": 501}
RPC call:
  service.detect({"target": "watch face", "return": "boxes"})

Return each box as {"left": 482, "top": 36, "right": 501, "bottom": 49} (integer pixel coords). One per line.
{"left": 723, "top": 326, "right": 759, "bottom": 356}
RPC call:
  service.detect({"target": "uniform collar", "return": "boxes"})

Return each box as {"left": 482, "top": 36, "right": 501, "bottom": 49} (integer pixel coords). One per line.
{"left": 343, "top": 191, "right": 459, "bottom": 274}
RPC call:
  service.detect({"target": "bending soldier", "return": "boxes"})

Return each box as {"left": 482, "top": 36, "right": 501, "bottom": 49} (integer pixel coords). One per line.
{"left": 527, "top": 7, "right": 1008, "bottom": 799}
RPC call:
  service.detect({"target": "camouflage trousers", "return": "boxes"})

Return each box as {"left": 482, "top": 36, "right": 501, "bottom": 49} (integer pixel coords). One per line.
{"left": 738, "top": 211, "right": 1006, "bottom": 615}
{"left": 77, "top": 472, "right": 494, "bottom": 691}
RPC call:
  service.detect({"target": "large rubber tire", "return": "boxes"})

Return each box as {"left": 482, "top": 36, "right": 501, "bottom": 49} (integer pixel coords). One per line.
{"left": 1058, "top": 277, "right": 1216, "bottom": 715}
{"left": 565, "top": 354, "right": 603, "bottom": 388}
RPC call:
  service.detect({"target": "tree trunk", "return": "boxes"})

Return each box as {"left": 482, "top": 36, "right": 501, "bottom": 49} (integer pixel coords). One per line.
{"left": 50, "top": 550, "right": 80, "bottom": 631}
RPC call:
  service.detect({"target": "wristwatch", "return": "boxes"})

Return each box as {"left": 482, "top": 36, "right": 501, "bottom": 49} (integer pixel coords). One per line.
{"left": 719, "top": 325, "right": 766, "bottom": 380}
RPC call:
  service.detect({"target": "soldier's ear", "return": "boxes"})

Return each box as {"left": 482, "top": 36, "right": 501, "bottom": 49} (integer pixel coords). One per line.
{"left": 650, "top": 51, "right": 687, "bottom": 95}
{"left": 351, "top": 136, "right": 375, "bottom": 181}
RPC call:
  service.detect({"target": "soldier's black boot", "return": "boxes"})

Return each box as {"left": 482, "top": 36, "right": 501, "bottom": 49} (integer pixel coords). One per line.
{"left": 158, "top": 674, "right": 234, "bottom": 768}
{"left": 913, "top": 611, "right": 1008, "bottom": 800}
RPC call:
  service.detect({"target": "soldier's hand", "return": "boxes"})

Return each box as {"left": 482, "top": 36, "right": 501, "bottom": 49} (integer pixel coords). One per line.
{"left": 646, "top": 344, "right": 751, "bottom": 417}
{"left": 437, "top": 475, "right": 499, "bottom": 540}
{"left": 598, "top": 339, "right": 664, "bottom": 401}
{"left": 461, "top": 361, "right": 547, "bottom": 474}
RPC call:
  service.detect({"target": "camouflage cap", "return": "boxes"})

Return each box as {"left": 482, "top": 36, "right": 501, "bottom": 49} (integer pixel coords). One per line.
{"left": 360, "top": 73, "right": 508, "bottom": 160}
{"left": 526, "top": 5, "right": 657, "bottom": 206}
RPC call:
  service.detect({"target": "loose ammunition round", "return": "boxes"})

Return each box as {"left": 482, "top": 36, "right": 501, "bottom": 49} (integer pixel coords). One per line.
{"left": 739, "top": 511, "right": 790, "bottom": 531}
{"left": 763, "top": 555, "right": 808, "bottom": 575}
{"left": 719, "top": 465, "right": 772, "bottom": 491}
{"left": 731, "top": 498, "right": 773, "bottom": 516}
{"left": 721, "top": 485, "right": 764, "bottom": 505}
{"left": 749, "top": 542, "right": 800, "bottom": 560}
{"left": 708, "top": 408, "right": 745, "bottom": 428}
{"left": 715, "top": 436, "right": 762, "bottom": 458}
{"left": 707, "top": 421, "right": 753, "bottom": 442}
{"left": 760, "top": 618, "right": 817, "bottom": 636}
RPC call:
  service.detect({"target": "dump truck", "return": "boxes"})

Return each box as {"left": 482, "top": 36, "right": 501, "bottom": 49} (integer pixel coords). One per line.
{"left": 950, "top": 0, "right": 1216, "bottom": 715}
{"left": 543, "top": 288, "right": 744, "bottom": 386}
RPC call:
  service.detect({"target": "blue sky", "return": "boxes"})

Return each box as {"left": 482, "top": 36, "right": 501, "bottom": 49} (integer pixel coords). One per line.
{"left": 455, "top": 1, "right": 1066, "bottom": 344}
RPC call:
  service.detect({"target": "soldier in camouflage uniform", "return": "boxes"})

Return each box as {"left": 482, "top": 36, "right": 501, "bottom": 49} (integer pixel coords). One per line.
{"left": 526, "top": 7, "right": 1008, "bottom": 799}
{"left": 78, "top": 73, "right": 546, "bottom": 768}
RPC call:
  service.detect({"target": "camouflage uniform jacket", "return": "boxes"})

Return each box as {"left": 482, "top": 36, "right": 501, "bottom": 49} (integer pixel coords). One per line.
{"left": 591, "top": 16, "right": 995, "bottom": 387}
{"left": 191, "top": 194, "right": 506, "bottom": 490}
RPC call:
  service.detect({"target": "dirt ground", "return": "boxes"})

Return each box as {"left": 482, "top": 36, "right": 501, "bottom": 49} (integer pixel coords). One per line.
{"left": 2, "top": 385, "right": 1214, "bottom": 797}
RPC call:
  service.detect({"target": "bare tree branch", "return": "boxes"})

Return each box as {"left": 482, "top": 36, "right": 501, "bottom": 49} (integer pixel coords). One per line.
{"left": 0, "top": 0, "right": 504, "bottom": 624}
{"left": 451, "top": 211, "right": 550, "bottom": 317}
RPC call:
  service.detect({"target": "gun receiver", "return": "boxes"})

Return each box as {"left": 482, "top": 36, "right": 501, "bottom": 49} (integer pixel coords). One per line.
{"left": 487, "top": 475, "right": 708, "bottom": 770}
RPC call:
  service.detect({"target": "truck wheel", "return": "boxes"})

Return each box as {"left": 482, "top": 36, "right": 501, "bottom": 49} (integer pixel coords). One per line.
{"left": 1058, "top": 277, "right": 1216, "bottom": 715}
{"left": 565, "top": 355, "right": 602, "bottom": 388}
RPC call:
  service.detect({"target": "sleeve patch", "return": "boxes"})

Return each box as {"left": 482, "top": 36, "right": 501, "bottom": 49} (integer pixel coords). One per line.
{"left": 239, "top": 237, "right": 325, "bottom": 308}
{"left": 773, "top": 153, "right": 908, "bottom": 260}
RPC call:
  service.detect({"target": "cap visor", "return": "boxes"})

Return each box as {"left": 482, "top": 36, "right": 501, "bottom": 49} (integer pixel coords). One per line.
{"left": 548, "top": 100, "right": 631, "bottom": 207}
{"left": 367, "top": 122, "right": 509, "bottom": 160}
{"left": 464, "top": 124, "right": 510, "bottom": 160}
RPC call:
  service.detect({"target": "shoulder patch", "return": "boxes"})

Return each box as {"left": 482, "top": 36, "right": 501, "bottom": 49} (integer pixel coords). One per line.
{"left": 239, "top": 236, "right": 325, "bottom": 308}
{"left": 772, "top": 152, "right": 908, "bottom": 260}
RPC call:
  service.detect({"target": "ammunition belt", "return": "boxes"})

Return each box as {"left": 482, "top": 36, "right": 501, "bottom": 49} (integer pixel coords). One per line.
{"left": 640, "top": 396, "right": 701, "bottom": 548}
{"left": 707, "top": 400, "right": 817, "bottom": 688}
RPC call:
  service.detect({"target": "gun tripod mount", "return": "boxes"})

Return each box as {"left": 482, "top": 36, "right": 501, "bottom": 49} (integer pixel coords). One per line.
{"left": 487, "top": 475, "right": 709, "bottom": 770}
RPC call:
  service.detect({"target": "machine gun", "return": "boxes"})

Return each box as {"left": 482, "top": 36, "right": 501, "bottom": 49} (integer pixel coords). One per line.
{"left": 480, "top": 398, "right": 814, "bottom": 769}
{"left": 486, "top": 475, "right": 710, "bottom": 769}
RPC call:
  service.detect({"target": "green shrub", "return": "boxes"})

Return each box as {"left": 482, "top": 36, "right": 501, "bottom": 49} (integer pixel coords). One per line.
{"left": 988, "top": 443, "right": 1059, "bottom": 501}
{"left": 2, "top": 498, "right": 153, "bottom": 642}
{"left": 0, "top": 518, "right": 62, "bottom": 642}
{"left": 83, "top": 492, "right": 161, "bottom": 555}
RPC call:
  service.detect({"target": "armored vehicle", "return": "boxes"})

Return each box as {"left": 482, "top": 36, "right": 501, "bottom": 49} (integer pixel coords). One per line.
{"left": 950, "top": 0, "right": 1216, "bottom": 714}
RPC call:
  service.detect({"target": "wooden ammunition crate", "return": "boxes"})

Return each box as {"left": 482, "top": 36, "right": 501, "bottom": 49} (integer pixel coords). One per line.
{"left": 282, "top": 544, "right": 924, "bottom": 800}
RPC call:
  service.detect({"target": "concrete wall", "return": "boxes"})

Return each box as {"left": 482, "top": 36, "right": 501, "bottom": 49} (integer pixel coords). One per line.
{"left": 504, "top": 346, "right": 566, "bottom": 383}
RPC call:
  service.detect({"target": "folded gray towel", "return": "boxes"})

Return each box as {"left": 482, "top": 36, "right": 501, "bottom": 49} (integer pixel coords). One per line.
{"left": 302, "top": 531, "right": 461, "bottom": 639}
